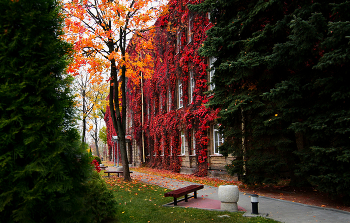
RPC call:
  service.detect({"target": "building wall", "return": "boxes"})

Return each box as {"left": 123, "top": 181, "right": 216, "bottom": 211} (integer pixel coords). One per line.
{"left": 123, "top": 0, "right": 232, "bottom": 176}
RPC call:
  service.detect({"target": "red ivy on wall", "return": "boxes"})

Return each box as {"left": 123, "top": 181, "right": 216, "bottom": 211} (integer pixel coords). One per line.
{"left": 105, "top": 0, "right": 219, "bottom": 177}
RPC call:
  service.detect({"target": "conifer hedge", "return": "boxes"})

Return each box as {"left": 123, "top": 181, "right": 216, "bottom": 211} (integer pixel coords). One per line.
{"left": 190, "top": 0, "right": 350, "bottom": 199}
{"left": 0, "top": 0, "right": 117, "bottom": 222}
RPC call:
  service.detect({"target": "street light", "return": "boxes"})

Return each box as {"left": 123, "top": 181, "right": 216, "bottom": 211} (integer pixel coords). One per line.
{"left": 112, "top": 136, "right": 118, "bottom": 167}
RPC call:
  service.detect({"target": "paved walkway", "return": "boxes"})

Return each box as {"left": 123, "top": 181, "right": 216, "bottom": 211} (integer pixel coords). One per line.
{"left": 104, "top": 166, "right": 350, "bottom": 223}
{"left": 122, "top": 171, "right": 350, "bottom": 223}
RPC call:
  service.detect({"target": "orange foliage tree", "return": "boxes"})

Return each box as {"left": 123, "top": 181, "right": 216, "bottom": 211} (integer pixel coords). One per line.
{"left": 63, "top": 0, "right": 167, "bottom": 181}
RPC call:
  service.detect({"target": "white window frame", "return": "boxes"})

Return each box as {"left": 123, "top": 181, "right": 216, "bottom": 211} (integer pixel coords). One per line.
{"left": 147, "top": 141, "right": 150, "bottom": 156}
{"left": 209, "top": 57, "right": 217, "bottom": 90}
{"left": 180, "top": 131, "right": 186, "bottom": 155}
{"left": 191, "top": 129, "right": 196, "bottom": 155}
{"left": 168, "top": 88, "right": 172, "bottom": 112}
{"left": 178, "top": 80, "right": 183, "bottom": 108}
{"left": 147, "top": 103, "right": 150, "bottom": 119}
{"left": 130, "top": 112, "right": 133, "bottom": 127}
{"left": 189, "top": 70, "right": 195, "bottom": 104}
{"left": 176, "top": 30, "right": 181, "bottom": 54}
{"left": 188, "top": 13, "right": 193, "bottom": 43}
{"left": 213, "top": 126, "right": 224, "bottom": 155}
{"left": 170, "top": 137, "right": 173, "bottom": 155}
{"left": 161, "top": 138, "right": 164, "bottom": 156}
{"left": 160, "top": 93, "right": 162, "bottom": 113}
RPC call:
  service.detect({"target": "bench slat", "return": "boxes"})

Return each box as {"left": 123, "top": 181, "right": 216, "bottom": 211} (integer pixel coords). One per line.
{"left": 164, "top": 185, "right": 203, "bottom": 198}
{"left": 164, "top": 185, "right": 204, "bottom": 206}
{"left": 104, "top": 171, "right": 133, "bottom": 177}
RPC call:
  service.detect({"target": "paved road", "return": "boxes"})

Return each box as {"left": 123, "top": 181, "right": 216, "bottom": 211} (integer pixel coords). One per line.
{"left": 125, "top": 171, "right": 350, "bottom": 223}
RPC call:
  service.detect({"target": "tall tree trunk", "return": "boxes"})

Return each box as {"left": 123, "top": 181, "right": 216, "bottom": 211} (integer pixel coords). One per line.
{"left": 82, "top": 89, "right": 86, "bottom": 144}
{"left": 106, "top": 20, "right": 131, "bottom": 181}
{"left": 108, "top": 55, "right": 131, "bottom": 181}
{"left": 118, "top": 64, "right": 131, "bottom": 181}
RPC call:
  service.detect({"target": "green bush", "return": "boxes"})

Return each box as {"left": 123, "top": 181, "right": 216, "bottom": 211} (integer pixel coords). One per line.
{"left": 84, "top": 171, "right": 118, "bottom": 223}
{"left": 93, "top": 156, "right": 102, "bottom": 164}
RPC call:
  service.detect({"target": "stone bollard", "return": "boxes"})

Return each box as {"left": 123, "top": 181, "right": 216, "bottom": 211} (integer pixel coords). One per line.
{"left": 218, "top": 185, "right": 239, "bottom": 211}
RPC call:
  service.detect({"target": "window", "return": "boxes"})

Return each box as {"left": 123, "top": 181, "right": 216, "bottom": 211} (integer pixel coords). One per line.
{"left": 191, "top": 129, "right": 196, "bottom": 155}
{"left": 146, "top": 139, "right": 150, "bottom": 156}
{"left": 161, "top": 138, "right": 164, "bottom": 156}
{"left": 213, "top": 126, "right": 224, "bottom": 155}
{"left": 176, "top": 30, "right": 181, "bottom": 54}
{"left": 170, "top": 137, "right": 173, "bottom": 155}
{"left": 153, "top": 100, "right": 156, "bottom": 115}
{"left": 188, "top": 13, "right": 193, "bottom": 43}
{"left": 209, "top": 57, "right": 217, "bottom": 90}
{"left": 130, "top": 112, "right": 133, "bottom": 127}
{"left": 168, "top": 88, "right": 172, "bottom": 112}
{"left": 178, "top": 80, "right": 183, "bottom": 108}
{"left": 189, "top": 70, "right": 195, "bottom": 104}
{"left": 146, "top": 101, "right": 150, "bottom": 121}
{"left": 180, "top": 131, "right": 186, "bottom": 155}
{"left": 160, "top": 94, "right": 163, "bottom": 113}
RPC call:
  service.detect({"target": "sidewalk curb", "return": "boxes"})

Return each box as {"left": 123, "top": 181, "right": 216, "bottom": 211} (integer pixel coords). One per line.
{"left": 129, "top": 171, "right": 350, "bottom": 223}
{"left": 244, "top": 192, "right": 350, "bottom": 215}
{"left": 132, "top": 171, "right": 350, "bottom": 215}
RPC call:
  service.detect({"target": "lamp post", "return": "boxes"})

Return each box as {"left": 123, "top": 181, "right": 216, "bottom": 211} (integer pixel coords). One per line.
{"left": 117, "top": 140, "right": 119, "bottom": 167}
{"left": 112, "top": 141, "right": 115, "bottom": 166}
{"left": 112, "top": 136, "right": 118, "bottom": 167}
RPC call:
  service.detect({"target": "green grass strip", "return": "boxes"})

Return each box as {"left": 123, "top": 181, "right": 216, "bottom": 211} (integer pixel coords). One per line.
{"left": 103, "top": 176, "right": 278, "bottom": 223}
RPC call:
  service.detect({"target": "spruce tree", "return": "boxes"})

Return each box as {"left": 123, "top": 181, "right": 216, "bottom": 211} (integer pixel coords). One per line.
{"left": 264, "top": 1, "right": 350, "bottom": 197}
{"left": 190, "top": 0, "right": 301, "bottom": 184}
{"left": 0, "top": 0, "right": 117, "bottom": 222}
{"left": 191, "top": 0, "right": 350, "bottom": 198}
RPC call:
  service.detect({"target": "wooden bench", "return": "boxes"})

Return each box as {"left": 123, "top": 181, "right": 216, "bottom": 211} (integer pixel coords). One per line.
{"left": 100, "top": 166, "right": 107, "bottom": 170}
{"left": 164, "top": 185, "right": 204, "bottom": 206}
{"left": 104, "top": 170, "right": 133, "bottom": 177}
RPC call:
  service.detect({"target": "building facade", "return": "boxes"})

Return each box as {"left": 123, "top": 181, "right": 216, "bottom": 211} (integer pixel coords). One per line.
{"left": 106, "top": 0, "right": 234, "bottom": 177}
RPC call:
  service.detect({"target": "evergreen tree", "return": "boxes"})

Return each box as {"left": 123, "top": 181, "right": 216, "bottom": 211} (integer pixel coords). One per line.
{"left": 191, "top": 0, "right": 350, "bottom": 198}
{"left": 0, "top": 0, "right": 117, "bottom": 222}
{"left": 265, "top": 1, "right": 350, "bottom": 197}
{"left": 190, "top": 0, "right": 300, "bottom": 184}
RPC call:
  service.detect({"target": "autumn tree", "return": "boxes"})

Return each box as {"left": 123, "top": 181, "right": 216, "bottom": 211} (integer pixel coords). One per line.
{"left": 99, "top": 126, "right": 108, "bottom": 158}
{"left": 88, "top": 83, "right": 108, "bottom": 158}
{"left": 64, "top": 0, "right": 167, "bottom": 181}
{"left": 73, "top": 71, "right": 102, "bottom": 144}
{"left": 75, "top": 75, "right": 108, "bottom": 157}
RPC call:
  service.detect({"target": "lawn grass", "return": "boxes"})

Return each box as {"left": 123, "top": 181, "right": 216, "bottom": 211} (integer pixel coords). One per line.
{"left": 103, "top": 176, "right": 278, "bottom": 223}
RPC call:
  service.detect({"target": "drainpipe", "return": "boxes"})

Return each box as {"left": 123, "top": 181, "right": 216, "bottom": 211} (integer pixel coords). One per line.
{"left": 141, "top": 71, "right": 145, "bottom": 163}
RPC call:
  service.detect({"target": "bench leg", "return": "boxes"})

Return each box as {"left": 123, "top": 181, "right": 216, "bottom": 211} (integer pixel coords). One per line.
{"left": 185, "top": 194, "right": 188, "bottom": 202}
{"left": 173, "top": 197, "right": 177, "bottom": 206}
{"left": 108, "top": 173, "right": 110, "bottom": 177}
{"left": 194, "top": 191, "right": 197, "bottom": 199}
